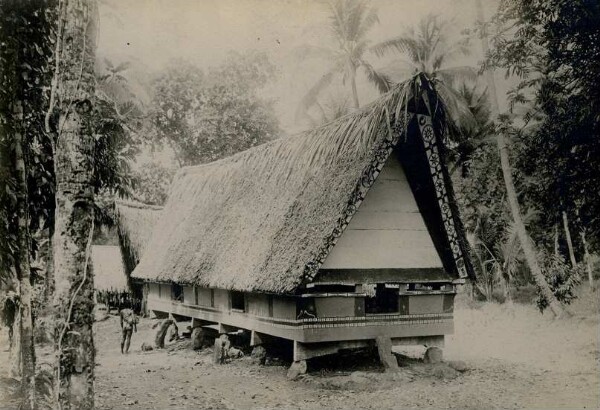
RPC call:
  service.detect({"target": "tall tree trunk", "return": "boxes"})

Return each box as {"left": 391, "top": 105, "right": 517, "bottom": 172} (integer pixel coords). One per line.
{"left": 350, "top": 70, "right": 360, "bottom": 109}
{"left": 13, "top": 101, "right": 36, "bottom": 409}
{"left": 562, "top": 211, "right": 577, "bottom": 267}
{"left": 579, "top": 228, "right": 594, "bottom": 289}
{"left": 45, "top": 214, "right": 56, "bottom": 303}
{"left": 554, "top": 223, "right": 559, "bottom": 257}
{"left": 9, "top": 301, "right": 22, "bottom": 379}
{"left": 476, "top": 0, "right": 568, "bottom": 317}
{"left": 52, "top": 0, "right": 98, "bottom": 408}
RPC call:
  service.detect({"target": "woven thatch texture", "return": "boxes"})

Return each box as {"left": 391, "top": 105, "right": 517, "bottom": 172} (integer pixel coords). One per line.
{"left": 130, "top": 82, "right": 416, "bottom": 293}
{"left": 92, "top": 245, "right": 128, "bottom": 292}
{"left": 115, "top": 200, "right": 163, "bottom": 274}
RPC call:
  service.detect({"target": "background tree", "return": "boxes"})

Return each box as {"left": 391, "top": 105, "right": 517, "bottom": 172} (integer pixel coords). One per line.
{"left": 149, "top": 51, "right": 280, "bottom": 166}
{"left": 0, "top": 1, "right": 57, "bottom": 407}
{"left": 130, "top": 162, "right": 175, "bottom": 206}
{"left": 294, "top": 0, "right": 391, "bottom": 122}
{"left": 372, "top": 14, "right": 478, "bottom": 130}
{"left": 480, "top": 0, "right": 599, "bottom": 307}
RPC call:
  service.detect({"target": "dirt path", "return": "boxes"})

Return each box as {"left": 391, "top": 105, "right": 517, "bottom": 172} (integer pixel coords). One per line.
{"left": 92, "top": 300, "right": 599, "bottom": 410}
{"left": 1, "top": 298, "right": 598, "bottom": 409}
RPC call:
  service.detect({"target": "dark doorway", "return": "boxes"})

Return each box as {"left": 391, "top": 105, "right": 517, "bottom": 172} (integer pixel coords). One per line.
{"left": 171, "top": 283, "right": 184, "bottom": 302}
{"left": 231, "top": 291, "right": 245, "bottom": 311}
{"left": 365, "top": 284, "right": 399, "bottom": 314}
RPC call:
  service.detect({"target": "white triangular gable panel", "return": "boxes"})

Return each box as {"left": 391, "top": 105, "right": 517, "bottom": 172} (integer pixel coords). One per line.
{"left": 321, "top": 154, "right": 443, "bottom": 269}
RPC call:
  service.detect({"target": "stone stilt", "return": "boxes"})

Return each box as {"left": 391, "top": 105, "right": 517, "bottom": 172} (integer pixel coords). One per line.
{"left": 424, "top": 346, "right": 443, "bottom": 364}
{"left": 375, "top": 336, "right": 399, "bottom": 372}
{"left": 213, "top": 334, "right": 230, "bottom": 364}
{"left": 286, "top": 360, "right": 307, "bottom": 380}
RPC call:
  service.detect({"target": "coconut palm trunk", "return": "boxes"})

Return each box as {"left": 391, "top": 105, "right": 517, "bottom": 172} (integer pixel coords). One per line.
{"left": 52, "top": 0, "right": 98, "bottom": 408}
{"left": 579, "top": 228, "right": 594, "bottom": 289}
{"left": 13, "top": 101, "right": 36, "bottom": 409}
{"left": 562, "top": 211, "right": 577, "bottom": 267}
{"left": 476, "top": 0, "right": 568, "bottom": 317}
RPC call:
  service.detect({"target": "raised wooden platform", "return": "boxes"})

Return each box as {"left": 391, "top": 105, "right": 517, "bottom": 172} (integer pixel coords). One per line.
{"left": 148, "top": 297, "right": 453, "bottom": 344}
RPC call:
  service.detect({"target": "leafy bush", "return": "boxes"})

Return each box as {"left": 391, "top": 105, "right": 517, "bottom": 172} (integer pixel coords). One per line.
{"left": 536, "top": 252, "right": 583, "bottom": 312}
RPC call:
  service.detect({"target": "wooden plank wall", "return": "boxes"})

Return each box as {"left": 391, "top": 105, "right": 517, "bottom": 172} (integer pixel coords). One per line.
{"left": 272, "top": 296, "right": 296, "bottom": 320}
{"left": 213, "top": 289, "right": 229, "bottom": 310}
{"left": 321, "top": 154, "right": 443, "bottom": 270}
{"left": 196, "top": 287, "right": 212, "bottom": 307}
{"left": 247, "top": 293, "right": 269, "bottom": 317}
{"left": 183, "top": 286, "right": 194, "bottom": 305}
{"left": 158, "top": 284, "right": 170, "bottom": 300}
{"left": 314, "top": 297, "right": 355, "bottom": 317}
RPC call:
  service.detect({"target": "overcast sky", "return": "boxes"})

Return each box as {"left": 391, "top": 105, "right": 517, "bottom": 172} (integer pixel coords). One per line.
{"left": 97, "top": 0, "right": 505, "bottom": 136}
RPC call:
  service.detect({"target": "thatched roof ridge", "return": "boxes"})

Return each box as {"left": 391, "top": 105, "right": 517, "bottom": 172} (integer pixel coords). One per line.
{"left": 115, "top": 200, "right": 163, "bottom": 275}
{"left": 132, "top": 80, "right": 474, "bottom": 293}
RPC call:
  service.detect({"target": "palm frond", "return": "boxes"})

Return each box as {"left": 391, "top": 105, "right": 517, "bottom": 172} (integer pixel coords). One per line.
{"left": 354, "top": 5, "right": 379, "bottom": 40}
{"left": 360, "top": 61, "right": 391, "bottom": 93}
{"left": 436, "top": 66, "right": 479, "bottom": 87}
{"left": 292, "top": 44, "right": 337, "bottom": 62}
{"left": 327, "top": 0, "right": 347, "bottom": 42}
{"left": 295, "top": 65, "right": 340, "bottom": 123}
{"left": 435, "top": 81, "right": 477, "bottom": 130}
{"left": 370, "top": 36, "right": 417, "bottom": 58}
{"left": 113, "top": 61, "right": 131, "bottom": 73}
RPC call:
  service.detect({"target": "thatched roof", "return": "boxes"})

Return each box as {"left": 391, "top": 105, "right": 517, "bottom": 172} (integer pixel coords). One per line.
{"left": 115, "top": 200, "right": 163, "bottom": 275}
{"left": 92, "top": 245, "right": 128, "bottom": 292}
{"left": 132, "top": 79, "right": 474, "bottom": 293}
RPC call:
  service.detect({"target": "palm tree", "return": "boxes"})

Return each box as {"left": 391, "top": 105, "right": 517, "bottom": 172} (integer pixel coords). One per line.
{"left": 306, "top": 93, "right": 352, "bottom": 127}
{"left": 295, "top": 0, "right": 391, "bottom": 122}
{"left": 447, "top": 83, "right": 494, "bottom": 177}
{"left": 475, "top": 0, "right": 568, "bottom": 317}
{"left": 373, "top": 13, "right": 568, "bottom": 314}
{"left": 371, "top": 14, "right": 478, "bottom": 129}
{"left": 469, "top": 206, "right": 536, "bottom": 301}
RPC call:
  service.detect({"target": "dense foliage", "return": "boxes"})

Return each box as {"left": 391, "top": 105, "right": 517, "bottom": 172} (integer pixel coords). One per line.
{"left": 148, "top": 51, "right": 280, "bottom": 166}
{"left": 484, "top": 0, "right": 600, "bottom": 253}
{"left": 0, "top": 0, "right": 56, "bottom": 288}
{"left": 131, "top": 162, "right": 174, "bottom": 206}
{"left": 453, "top": 0, "right": 600, "bottom": 305}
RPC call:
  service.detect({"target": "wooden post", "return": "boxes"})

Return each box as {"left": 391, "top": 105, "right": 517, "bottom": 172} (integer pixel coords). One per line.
{"left": 250, "top": 330, "right": 264, "bottom": 347}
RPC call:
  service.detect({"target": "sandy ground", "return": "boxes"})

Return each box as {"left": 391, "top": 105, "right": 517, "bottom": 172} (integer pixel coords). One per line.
{"left": 1, "top": 290, "right": 599, "bottom": 409}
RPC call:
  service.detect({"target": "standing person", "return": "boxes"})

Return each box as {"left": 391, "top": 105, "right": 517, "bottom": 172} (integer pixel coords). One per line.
{"left": 119, "top": 305, "right": 138, "bottom": 354}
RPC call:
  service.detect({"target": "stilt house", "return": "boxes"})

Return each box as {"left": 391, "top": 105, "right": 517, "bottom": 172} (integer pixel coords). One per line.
{"left": 131, "top": 79, "right": 475, "bottom": 362}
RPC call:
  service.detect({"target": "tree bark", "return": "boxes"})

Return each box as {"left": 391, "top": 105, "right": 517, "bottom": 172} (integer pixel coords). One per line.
{"left": 562, "top": 211, "right": 577, "bottom": 267}
{"left": 9, "top": 301, "right": 22, "bottom": 379}
{"left": 580, "top": 228, "right": 594, "bottom": 289}
{"left": 476, "top": 0, "right": 568, "bottom": 318}
{"left": 554, "top": 223, "right": 559, "bottom": 257}
{"left": 46, "top": 214, "right": 56, "bottom": 302}
{"left": 13, "top": 101, "right": 36, "bottom": 410}
{"left": 52, "top": 0, "right": 98, "bottom": 408}
{"left": 497, "top": 135, "right": 567, "bottom": 317}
